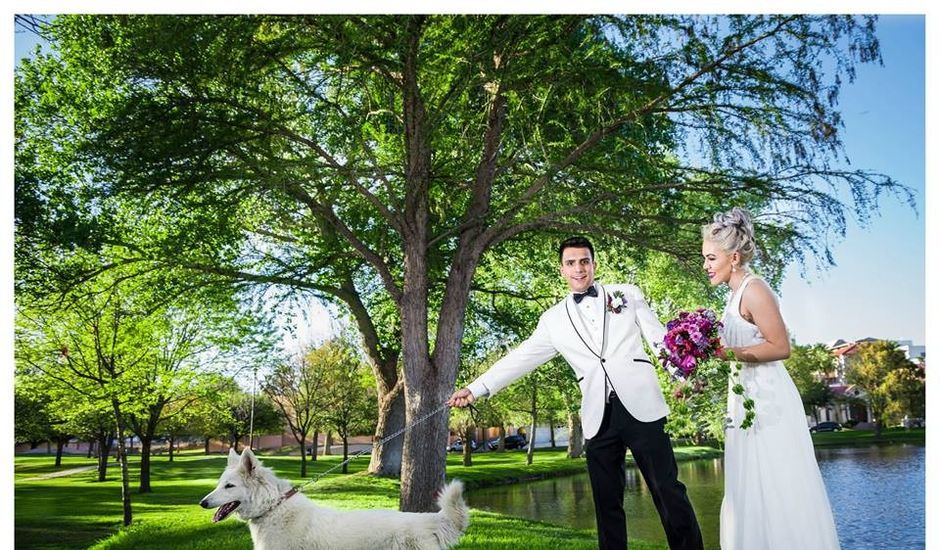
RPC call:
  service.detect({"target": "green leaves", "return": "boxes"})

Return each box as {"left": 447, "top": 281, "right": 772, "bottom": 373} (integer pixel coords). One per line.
{"left": 847, "top": 340, "right": 924, "bottom": 429}
{"left": 15, "top": 15, "right": 912, "bottom": 504}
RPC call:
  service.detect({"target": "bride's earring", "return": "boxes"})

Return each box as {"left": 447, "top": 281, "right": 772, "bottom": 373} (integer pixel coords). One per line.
{"left": 732, "top": 264, "right": 737, "bottom": 273}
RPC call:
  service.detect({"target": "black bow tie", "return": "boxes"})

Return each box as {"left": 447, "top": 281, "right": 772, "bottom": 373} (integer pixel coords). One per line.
{"left": 573, "top": 286, "right": 598, "bottom": 303}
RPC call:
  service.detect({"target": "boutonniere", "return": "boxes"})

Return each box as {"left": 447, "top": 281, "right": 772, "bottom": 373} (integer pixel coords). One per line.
{"left": 607, "top": 290, "right": 627, "bottom": 314}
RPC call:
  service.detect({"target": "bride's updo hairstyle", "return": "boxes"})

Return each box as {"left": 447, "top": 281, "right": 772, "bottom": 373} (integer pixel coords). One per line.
{"left": 702, "top": 207, "right": 757, "bottom": 266}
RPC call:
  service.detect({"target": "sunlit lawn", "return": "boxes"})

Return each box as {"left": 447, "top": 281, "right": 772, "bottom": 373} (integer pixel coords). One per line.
{"left": 14, "top": 448, "right": 687, "bottom": 549}
{"left": 16, "top": 432, "right": 892, "bottom": 550}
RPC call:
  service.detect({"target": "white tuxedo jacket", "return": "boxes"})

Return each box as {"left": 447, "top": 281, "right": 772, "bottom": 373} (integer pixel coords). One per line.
{"left": 466, "top": 282, "right": 669, "bottom": 439}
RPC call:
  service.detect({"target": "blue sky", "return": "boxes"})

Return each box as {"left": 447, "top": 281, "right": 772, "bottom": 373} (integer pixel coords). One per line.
{"left": 12, "top": 14, "right": 927, "bottom": 348}
{"left": 777, "top": 15, "right": 925, "bottom": 346}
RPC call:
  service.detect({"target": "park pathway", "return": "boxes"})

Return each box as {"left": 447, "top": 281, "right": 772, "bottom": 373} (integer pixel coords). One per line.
{"left": 25, "top": 465, "right": 97, "bottom": 481}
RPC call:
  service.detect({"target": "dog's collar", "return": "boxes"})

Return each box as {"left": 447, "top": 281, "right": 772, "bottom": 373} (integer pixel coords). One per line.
{"left": 254, "top": 486, "right": 300, "bottom": 521}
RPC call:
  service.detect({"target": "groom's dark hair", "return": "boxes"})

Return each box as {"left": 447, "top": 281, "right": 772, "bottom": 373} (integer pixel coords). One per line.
{"left": 558, "top": 236, "right": 595, "bottom": 263}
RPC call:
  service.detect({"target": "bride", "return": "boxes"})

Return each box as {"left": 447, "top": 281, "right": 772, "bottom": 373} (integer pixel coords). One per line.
{"left": 701, "top": 207, "right": 840, "bottom": 550}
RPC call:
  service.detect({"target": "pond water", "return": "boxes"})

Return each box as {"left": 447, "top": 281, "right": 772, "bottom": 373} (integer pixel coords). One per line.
{"left": 466, "top": 444, "right": 924, "bottom": 549}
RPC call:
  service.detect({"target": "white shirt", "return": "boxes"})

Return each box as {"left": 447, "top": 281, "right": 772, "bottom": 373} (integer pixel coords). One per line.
{"left": 573, "top": 283, "right": 603, "bottom": 347}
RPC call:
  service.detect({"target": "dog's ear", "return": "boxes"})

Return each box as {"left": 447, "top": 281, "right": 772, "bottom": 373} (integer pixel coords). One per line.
{"left": 240, "top": 447, "right": 259, "bottom": 475}
{"left": 227, "top": 447, "right": 239, "bottom": 467}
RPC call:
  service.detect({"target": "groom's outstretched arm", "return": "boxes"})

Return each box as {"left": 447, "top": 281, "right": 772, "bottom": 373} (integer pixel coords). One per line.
{"left": 628, "top": 285, "right": 683, "bottom": 379}
{"left": 449, "top": 314, "right": 558, "bottom": 407}
{"left": 630, "top": 285, "right": 667, "bottom": 349}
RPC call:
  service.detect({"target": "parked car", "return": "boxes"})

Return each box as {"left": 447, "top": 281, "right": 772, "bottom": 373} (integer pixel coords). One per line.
{"left": 447, "top": 438, "right": 478, "bottom": 452}
{"left": 487, "top": 434, "right": 528, "bottom": 451}
{"left": 809, "top": 421, "right": 842, "bottom": 433}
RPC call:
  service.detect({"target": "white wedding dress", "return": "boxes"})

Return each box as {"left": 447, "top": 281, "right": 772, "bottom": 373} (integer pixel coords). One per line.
{"left": 720, "top": 275, "right": 840, "bottom": 550}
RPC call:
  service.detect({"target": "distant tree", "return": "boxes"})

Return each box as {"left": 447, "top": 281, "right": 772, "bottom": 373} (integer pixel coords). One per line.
{"left": 263, "top": 349, "right": 329, "bottom": 478}
{"left": 71, "top": 406, "right": 118, "bottom": 480}
{"left": 449, "top": 348, "right": 502, "bottom": 466}
{"left": 185, "top": 375, "right": 240, "bottom": 454}
{"left": 319, "top": 340, "right": 377, "bottom": 473}
{"left": 785, "top": 343, "right": 836, "bottom": 422}
{"left": 15, "top": 377, "right": 80, "bottom": 468}
{"left": 224, "top": 391, "right": 283, "bottom": 452}
{"left": 883, "top": 362, "right": 925, "bottom": 423}
{"left": 125, "top": 303, "right": 262, "bottom": 493}
{"left": 846, "top": 340, "right": 918, "bottom": 436}
{"left": 14, "top": 388, "right": 54, "bottom": 450}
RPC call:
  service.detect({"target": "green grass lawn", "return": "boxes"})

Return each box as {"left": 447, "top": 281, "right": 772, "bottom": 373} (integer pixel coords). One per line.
{"left": 810, "top": 426, "right": 925, "bottom": 446}
{"left": 17, "top": 430, "right": 914, "bottom": 549}
{"left": 14, "top": 447, "right": 714, "bottom": 550}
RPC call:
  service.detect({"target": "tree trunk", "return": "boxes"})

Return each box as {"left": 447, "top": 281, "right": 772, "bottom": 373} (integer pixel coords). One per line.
{"left": 527, "top": 387, "right": 538, "bottom": 466}
{"left": 368, "top": 377, "right": 405, "bottom": 476}
{"left": 496, "top": 426, "right": 506, "bottom": 451}
{"left": 111, "top": 400, "right": 133, "bottom": 526}
{"left": 397, "top": 13, "right": 507, "bottom": 511}
{"left": 204, "top": 437, "right": 210, "bottom": 455}
{"left": 87, "top": 441, "right": 95, "bottom": 459}
{"left": 54, "top": 437, "right": 66, "bottom": 468}
{"left": 298, "top": 433, "right": 308, "bottom": 478}
{"left": 567, "top": 412, "right": 584, "bottom": 458}
{"left": 461, "top": 425, "right": 474, "bottom": 467}
{"left": 131, "top": 404, "right": 163, "bottom": 494}
{"left": 96, "top": 434, "right": 113, "bottom": 482}
{"left": 168, "top": 436, "right": 175, "bottom": 463}
{"left": 310, "top": 430, "right": 318, "bottom": 461}
{"left": 323, "top": 431, "right": 333, "bottom": 456}
{"left": 400, "top": 379, "right": 451, "bottom": 512}
{"left": 341, "top": 275, "right": 405, "bottom": 477}
{"left": 138, "top": 436, "right": 153, "bottom": 493}
{"left": 550, "top": 420, "right": 556, "bottom": 448}
{"left": 341, "top": 436, "right": 349, "bottom": 474}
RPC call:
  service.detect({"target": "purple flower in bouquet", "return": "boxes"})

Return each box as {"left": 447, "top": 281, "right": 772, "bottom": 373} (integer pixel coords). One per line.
{"left": 659, "top": 308, "right": 724, "bottom": 378}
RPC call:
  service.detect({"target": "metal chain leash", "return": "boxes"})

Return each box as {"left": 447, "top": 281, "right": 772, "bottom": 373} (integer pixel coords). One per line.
{"left": 296, "top": 401, "right": 454, "bottom": 492}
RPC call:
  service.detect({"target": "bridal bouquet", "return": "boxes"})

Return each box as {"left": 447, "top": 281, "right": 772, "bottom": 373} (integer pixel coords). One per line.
{"left": 659, "top": 308, "right": 755, "bottom": 430}
{"left": 659, "top": 308, "right": 724, "bottom": 378}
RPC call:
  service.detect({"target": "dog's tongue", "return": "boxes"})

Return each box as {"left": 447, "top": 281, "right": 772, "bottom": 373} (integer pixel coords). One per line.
{"left": 213, "top": 501, "right": 240, "bottom": 522}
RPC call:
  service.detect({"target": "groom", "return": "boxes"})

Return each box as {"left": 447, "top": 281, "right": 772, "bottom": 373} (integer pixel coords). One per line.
{"left": 448, "top": 237, "right": 703, "bottom": 550}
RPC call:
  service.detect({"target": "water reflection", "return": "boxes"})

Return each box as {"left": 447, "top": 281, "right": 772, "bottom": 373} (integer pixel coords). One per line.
{"left": 466, "top": 444, "right": 924, "bottom": 550}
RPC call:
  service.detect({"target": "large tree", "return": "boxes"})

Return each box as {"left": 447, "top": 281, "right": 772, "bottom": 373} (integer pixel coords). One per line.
{"left": 16, "top": 15, "right": 910, "bottom": 510}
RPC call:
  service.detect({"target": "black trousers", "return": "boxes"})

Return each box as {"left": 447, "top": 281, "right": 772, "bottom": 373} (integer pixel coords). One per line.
{"left": 585, "top": 394, "right": 703, "bottom": 550}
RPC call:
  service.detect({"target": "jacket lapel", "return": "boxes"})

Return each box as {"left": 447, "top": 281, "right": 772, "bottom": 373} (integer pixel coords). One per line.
{"left": 597, "top": 283, "right": 610, "bottom": 358}
{"left": 565, "top": 287, "right": 607, "bottom": 359}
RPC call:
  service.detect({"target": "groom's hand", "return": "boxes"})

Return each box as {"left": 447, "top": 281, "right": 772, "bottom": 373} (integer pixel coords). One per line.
{"left": 448, "top": 388, "right": 476, "bottom": 408}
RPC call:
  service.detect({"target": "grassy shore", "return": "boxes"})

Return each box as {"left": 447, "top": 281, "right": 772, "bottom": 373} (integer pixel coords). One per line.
{"left": 810, "top": 426, "right": 925, "bottom": 446}
{"left": 14, "top": 447, "right": 719, "bottom": 550}
{"left": 17, "top": 430, "right": 920, "bottom": 549}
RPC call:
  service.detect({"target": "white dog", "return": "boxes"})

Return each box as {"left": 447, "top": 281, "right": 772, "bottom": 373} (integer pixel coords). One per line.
{"left": 200, "top": 448, "right": 469, "bottom": 550}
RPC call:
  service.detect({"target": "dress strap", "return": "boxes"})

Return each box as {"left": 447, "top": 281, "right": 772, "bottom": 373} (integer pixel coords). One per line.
{"left": 731, "top": 274, "right": 756, "bottom": 309}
